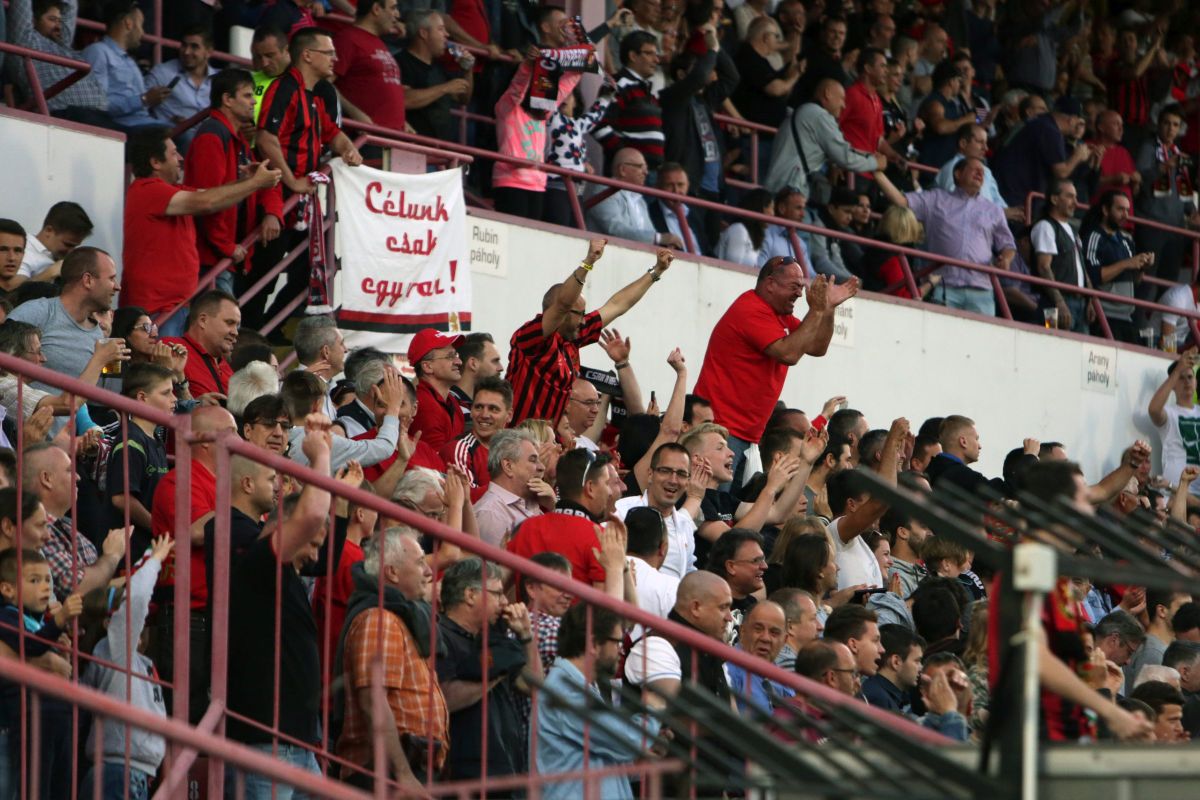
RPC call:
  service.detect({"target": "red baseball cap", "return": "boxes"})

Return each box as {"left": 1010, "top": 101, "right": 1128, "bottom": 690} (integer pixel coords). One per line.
{"left": 407, "top": 328, "right": 465, "bottom": 364}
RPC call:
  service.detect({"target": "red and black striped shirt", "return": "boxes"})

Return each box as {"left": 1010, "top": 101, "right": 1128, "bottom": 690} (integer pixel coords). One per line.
{"left": 506, "top": 310, "right": 604, "bottom": 425}
{"left": 1107, "top": 61, "right": 1150, "bottom": 131}
{"left": 258, "top": 67, "right": 341, "bottom": 176}
{"left": 439, "top": 432, "right": 490, "bottom": 502}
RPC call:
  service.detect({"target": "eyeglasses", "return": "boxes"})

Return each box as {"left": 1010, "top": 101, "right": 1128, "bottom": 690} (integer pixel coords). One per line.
{"left": 136, "top": 322, "right": 158, "bottom": 335}
{"left": 253, "top": 418, "right": 293, "bottom": 432}
{"left": 731, "top": 556, "right": 768, "bottom": 566}
{"left": 424, "top": 353, "right": 462, "bottom": 362}
{"left": 604, "top": 636, "right": 624, "bottom": 645}
{"left": 570, "top": 397, "right": 602, "bottom": 409}
{"left": 307, "top": 48, "right": 337, "bottom": 56}
{"left": 653, "top": 466, "right": 690, "bottom": 480}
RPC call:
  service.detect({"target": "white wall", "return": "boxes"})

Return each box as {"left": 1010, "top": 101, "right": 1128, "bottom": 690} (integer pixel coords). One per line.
{"left": 0, "top": 111, "right": 125, "bottom": 262}
{"left": 465, "top": 211, "right": 1173, "bottom": 481}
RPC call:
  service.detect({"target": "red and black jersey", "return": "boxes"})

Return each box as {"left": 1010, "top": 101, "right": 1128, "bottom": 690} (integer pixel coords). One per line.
{"left": 506, "top": 310, "right": 604, "bottom": 425}
{"left": 439, "top": 432, "right": 490, "bottom": 503}
{"left": 592, "top": 68, "right": 664, "bottom": 169}
{"left": 1107, "top": 62, "right": 1150, "bottom": 131}
{"left": 258, "top": 67, "right": 341, "bottom": 177}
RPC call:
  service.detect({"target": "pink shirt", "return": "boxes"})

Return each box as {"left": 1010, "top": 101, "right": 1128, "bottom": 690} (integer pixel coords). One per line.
{"left": 493, "top": 61, "right": 582, "bottom": 192}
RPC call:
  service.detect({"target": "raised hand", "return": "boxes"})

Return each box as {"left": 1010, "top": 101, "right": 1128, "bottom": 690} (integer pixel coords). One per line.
{"left": 300, "top": 413, "right": 334, "bottom": 463}
{"left": 592, "top": 515, "right": 629, "bottom": 573}
{"left": 653, "top": 249, "right": 674, "bottom": 276}
{"left": 826, "top": 277, "right": 860, "bottom": 308}
{"left": 799, "top": 427, "right": 828, "bottom": 465}
{"left": 396, "top": 424, "right": 422, "bottom": 463}
{"left": 53, "top": 593, "right": 84, "bottom": 627}
{"left": 1024, "top": 438, "right": 1040, "bottom": 456}
{"left": 23, "top": 405, "right": 54, "bottom": 444}
{"left": 1180, "top": 465, "right": 1200, "bottom": 487}
{"left": 101, "top": 528, "right": 127, "bottom": 560}
{"left": 600, "top": 328, "right": 632, "bottom": 364}
{"left": 806, "top": 275, "right": 831, "bottom": 312}
{"left": 667, "top": 348, "right": 686, "bottom": 373}
{"left": 336, "top": 460, "right": 365, "bottom": 488}
{"left": 1124, "top": 440, "right": 1151, "bottom": 470}
{"left": 503, "top": 602, "right": 533, "bottom": 640}
{"left": 687, "top": 459, "right": 712, "bottom": 499}
{"left": 820, "top": 395, "right": 846, "bottom": 419}
{"left": 150, "top": 534, "right": 175, "bottom": 564}
{"left": 586, "top": 238, "right": 607, "bottom": 264}
{"left": 444, "top": 466, "right": 466, "bottom": 512}
{"left": 765, "top": 453, "right": 802, "bottom": 493}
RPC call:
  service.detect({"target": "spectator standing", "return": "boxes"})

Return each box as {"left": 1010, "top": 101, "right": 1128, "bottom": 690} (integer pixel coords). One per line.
{"left": 764, "top": 79, "right": 885, "bottom": 195}
{"left": 839, "top": 48, "right": 899, "bottom": 165}
{"left": 791, "top": 15, "right": 851, "bottom": 105}
{"left": 473, "top": 429, "right": 548, "bottom": 546}
{"left": 145, "top": 26, "right": 218, "bottom": 150}
{"left": 331, "top": 0, "right": 408, "bottom": 132}
{"left": 542, "top": 84, "right": 615, "bottom": 227}
{"left": 186, "top": 69, "right": 285, "bottom": 297}
{"left": 161, "top": 290, "right": 242, "bottom": 398}
{"left": 660, "top": 22, "right": 739, "bottom": 203}
{"left": 934, "top": 123, "right": 1008, "bottom": 210}
{"left": 492, "top": 21, "right": 583, "bottom": 220}
{"left": 258, "top": 0, "right": 318, "bottom": 34}
{"left": 17, "top": 201, "right": 93, "bottom": 286}
{"left": 407, "top": 328, "right": 465, "bottom": 451}
{"left": 122, "top": 129, "right": 281, "bottom": 337}
{"left": 732, "top": 17, "right": 804, "bottom": 133}
{"left": 1106, "top": 27, "right": 1167, "bottom": 141}
{"left": 249, "top": 26, "right": 292, "bottom": 122}
{"left": 451, "top": 332, "right": 503, "bottom": 423}
{"left": 1135, "top": 105, "right": 1197, "bottom": 287}
{"left": 8, "top": 247, "right": 115, "bottom": 393}
{"left": 593, "top": 31, "right": 665, "bottom": 170}
{"left": 707, "top": 528, "right": 768, "bottom": 626}
{"left": 82, "top": 1, "right": 170, "bottom": 131}
{"left": 398, "top": 10, "right": 474, "bottom": 143}
{"left": 283, "top": 369, "right": 403, "bottom": 473}
{"left": 505, "top": 238, "right": 671, "bottom": 425}
{"left": 224, "top": 416, "right": 336, "bottom": 796}
{"left": 1148, "top": 352, "right": 1200, "bottom": 498}
{"left": 436, "top": 558, "right": 540, "bottom": 783}
{"left": 256, "top": 28, "right": 364, "bottom": 328}
{"left": 910, "top": 23, "right": 950, "bottom": 98}
{"left": 1031, "top": 180, "right": 1088, "bottom": 333}
{"left": 8, "top": 0, "right": 109, "bottom": 124}
{"left": 1088, "top": 110, "right": 1141, "bottom": 208}
{"left": 916, "top": 61, "right": 976, "bottom": 173}
{"left": 334, "top": 529, "right": 445, "bottom": 792}
{"left": 588, "top": 149, "right": 683, "bottom": 247}
{"left": 994, "top": 97, "right": 1091, "bottom": 208}
{"left": 693, "top": 258, "right": 857, "bottom": 480}
{"left": 1081, "top": 190, "right": 1152, "bottom": 343}
{"left": 537, "top": 604, "right": 664, "bottom": 800}
{"left": 873, "top": 158, "right": 1016, "bottom": 315}
{"left": 1002, "top": 0, "right": 1081, "bottom": 96}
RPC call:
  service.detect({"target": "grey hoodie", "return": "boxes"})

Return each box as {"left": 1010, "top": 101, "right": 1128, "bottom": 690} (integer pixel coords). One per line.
{"left": 83, "top": 559, "right": 167, "bottom": 775}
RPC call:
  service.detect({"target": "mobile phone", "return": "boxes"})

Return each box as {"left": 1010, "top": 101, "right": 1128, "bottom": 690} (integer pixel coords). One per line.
{"left": 852, "top": 588, "right": 887, "bottom": 602}
{"left": 650, "top": 390, "right": 657, "bottom": 405}
{"left": 166, "top": 75, "right": 182, "bottom": 90}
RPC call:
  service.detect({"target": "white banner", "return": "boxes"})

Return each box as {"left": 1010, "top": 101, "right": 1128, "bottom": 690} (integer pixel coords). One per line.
{"left": 332, "top": 161, "right": 471, "bottom": 353}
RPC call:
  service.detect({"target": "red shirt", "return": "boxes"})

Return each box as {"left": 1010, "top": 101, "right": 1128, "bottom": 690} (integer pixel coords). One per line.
{"left": 1092, "top": 140, "right": 1137, "bottom": 208}
{"left": 411, "top": 380, "right": 465, "bottom": 452}
{"left": 839, "top": 80, "right": 883, "bottom": 154}
{"left": 163, "top": 335, "right": 233, "bottom": 398}
{"left": 505, "top": 506, "right": 606, "bottom": 590}
{"left": 354, "top": 428, "right": 446, "bottom": 482}
{"left": 332, "top": 25, "right": 406, "bottom": 131}
{"left": 185, "top": 110, "right": 284, "bottom": 269}
{"left": 447, "top": 0, "right": 490, "bottom": 54}
{"left": 693, "top": 291, "right": 801, "bottom": 443}
{"left": 312, "top": 536, "right": 363, "bottom": 678}
{"left": 122, "top": 177, "right": 199, "bottom": 315}
{"left": 151, "top": 460, "right": 217, "bottom": 610}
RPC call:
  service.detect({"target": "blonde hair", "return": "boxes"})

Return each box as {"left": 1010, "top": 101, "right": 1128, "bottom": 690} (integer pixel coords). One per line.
{"left": 679, "top": 421, "right": 730, "bottom": 456}
{"left": 878, "top": 205, "right": 924, "bottom": 245}
{"left": 516, "top": 418, "right": 555, "bottom": 444}
{"left": 770, "top": 515, "right": 827, "bottom": 565}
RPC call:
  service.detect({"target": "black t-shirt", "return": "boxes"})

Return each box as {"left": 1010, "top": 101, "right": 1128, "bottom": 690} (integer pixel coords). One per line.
{"left": 225, "top": 536, "right": 320, "bottom": 744}
{"left": 695, "top": 488, "right": 740, "bottom": 569}
{"left": 435, "top": 616, "right": 528, "bottom": 781}
{"left": 397, "top": 49, "right": 455, "bottom": 141}
{"left": 203, "top": 508, "right": 265, "bottom": 605}
{"left": 107, "top": 424, "right": 168, "bottom": 555}
{"left": 731, "top": 44, "right": 789, "bottom": 128}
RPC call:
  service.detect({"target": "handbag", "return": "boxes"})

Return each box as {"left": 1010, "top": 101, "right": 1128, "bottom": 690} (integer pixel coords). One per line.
{"left": 789, "top": 110, "right": 833, "bottom": 206}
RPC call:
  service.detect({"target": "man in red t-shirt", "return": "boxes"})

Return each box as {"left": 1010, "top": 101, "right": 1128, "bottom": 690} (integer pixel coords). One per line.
{"left": 1089, "top": 110, "right": 1141, "bottom": 210}
{"left": 839, "top": 48, "right": 897, "bottom": 163}
{"left": 122, "top": 129, "right": 280, "bottom": 337}
{"left": 332, "top": 0, "right": 408, "bottom": 131}
{"left": 409, "top": 327, "right": 466, "bottom": 451}
{"left": 693, "top": 258, "right": 857, "bottom": 483}
{"left": 161, "top": 289, "right": 241, "bottom": 398}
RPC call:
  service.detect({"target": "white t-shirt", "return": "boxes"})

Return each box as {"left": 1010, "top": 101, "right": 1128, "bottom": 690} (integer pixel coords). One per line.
{"left": 1031, "top": 219, "right": 1085, "bottom": 287}
{"left": 1152, "top": 284, "right": 1198, "bottom": 351}
{"left": 629, "top": 556, "right": 680, "bottom": 638}
{"left": 1157, "top": 403, "right": 1200, "bottom": 495}
{"left": 576, "top": 435, "right": 600, "bottom": 454}
{"left": 614, "top": 494, "right": 697, "bottom": 579}
{"left": 624, "top": 635, "right": 680, "bottom": 686}
{"left": 828, "top": 517, "right": 883, "bottom": 590}
{"left": 18, "top": 235, "right": 52, "bottom": 279}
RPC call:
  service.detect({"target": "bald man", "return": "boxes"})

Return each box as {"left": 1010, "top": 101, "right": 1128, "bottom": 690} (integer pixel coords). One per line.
{"left": 726, "top": 600, "right": 796, "bottom": 711}
{"left": 24, "top": 441, "right": 125, "bottom": 600}
{"left": 587, "top": 147, "right": 685, "bottom": 248}
{"left": 624, "top": 571, "right": 734, "bottom": 699}
{"left": 1090, "top": 110, "right": 1140, "bottom": 204}
{"left": 149, "top": 404, "right": 239, "bottom": 722}
{"left": 765, "top": 78, "right": 886, "bottom": 195}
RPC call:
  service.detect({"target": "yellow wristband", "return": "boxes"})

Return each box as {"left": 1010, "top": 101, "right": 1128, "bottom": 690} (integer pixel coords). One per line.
{"left": 580, "top": 261, "right": 594, "bottom": 272}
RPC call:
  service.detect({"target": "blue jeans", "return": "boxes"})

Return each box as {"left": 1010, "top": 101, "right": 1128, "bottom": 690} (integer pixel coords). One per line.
{"left": 157, "top": 304, "right": 189, "bottom": 338}
{"left": 933, "top": 284, "right": 995, "bottom": 316}
{"left": 80, "top": 762, "right": 152, "bottom": 800}
{"left": 225, "top": 742, "right": 320, "bottom": 800}
{"left": 215, "top": 269, "right": 236, "bottom": 296}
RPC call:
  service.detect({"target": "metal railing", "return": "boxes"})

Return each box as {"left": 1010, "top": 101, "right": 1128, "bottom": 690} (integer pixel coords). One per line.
{"left": 0, "top": 347, "right": 973, "bottom": 800}
{"left": 0, "top": 41, "right": 94, "bottom": 116}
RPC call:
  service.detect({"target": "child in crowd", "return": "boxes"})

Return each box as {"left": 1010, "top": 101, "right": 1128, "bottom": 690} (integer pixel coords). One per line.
{"left": 0, "top": 548, "right": 83, "bottom": 800}
{"left": 79, "top": 535, "right": 173, "bottom": 800}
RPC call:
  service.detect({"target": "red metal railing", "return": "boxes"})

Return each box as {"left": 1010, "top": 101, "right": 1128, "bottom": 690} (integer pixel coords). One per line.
{"left": 0, "top": 41, "right": 94, "bottom": 116}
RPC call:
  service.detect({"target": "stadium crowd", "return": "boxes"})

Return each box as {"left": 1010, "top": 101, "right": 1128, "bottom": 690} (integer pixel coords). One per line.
{"left": 2, "top": 0, "right": 1200, "bottom": 798}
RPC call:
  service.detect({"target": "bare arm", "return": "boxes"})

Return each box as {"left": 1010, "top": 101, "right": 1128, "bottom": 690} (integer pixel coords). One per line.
{"left": 543, "top": 239, "right": 605, "bottom": 337}
{"left": 1086, "top": 441, "right": 1150, "bottom": 505}
{"left": 763, "top": 276, "right": 859, "bottom": 364}
{"left": 165, "top": 163, "right": 281, "bottom": 217}
{"left": 872, "top": 169, "right": 909, "bottom": 208}
{"left": 834, "top": 419, "right": 905, "bottom": 543}
{"left": 1148, "top": 351, "right": 1192, "bottom": 426}
{"left": 632, "top": 350, "right": 687, "bottom": 492}
{"left": 256, "top": 130, "right": 300, "bottom": 189}
{"left": 921, "top": 98, "right": 975, "bottom": 136}
{"left": 597, "top": 250, "right": 673, "bottom": 326}
{"left": 276, "top": 416, "right": 334, "bottom": 564}
{"left": 110, "top": 495, "right": 153, "bottom": 530}
{"left": 1171, "top": 466, "right": 1199, "bottom": 522}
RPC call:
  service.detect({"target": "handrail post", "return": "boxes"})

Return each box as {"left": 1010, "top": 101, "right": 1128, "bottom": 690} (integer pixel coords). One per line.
{"left": 750, "top": 130, "right": 759, "bottom": 185}
{"left": 171, "top": 413, "right": 193, "bottom": 745}
{"left": 671, "top": 199, "right": 698, "bottom": 254}
{"left": 208, "top": 443, "right": 232, "bottom": 800}
{"left": 898, "top": 254, "right": 920, "bottom": 299}
{"left": 992, "top": 274, "right": 1012, "bottom": 319}
{"left": 22, "top": 56, "right": 49, "bottom": 116}
{"left": 564, "top": 176, "right": 585, "bottom": 230}
{"left": 154, "top": 0, "right": 163, "bottom": 66}
{"left": 1091, "top": 297, "right": 1114, "bottom": 340}
{"left": 787, "top": 227, "right": 810, "bottom": 278}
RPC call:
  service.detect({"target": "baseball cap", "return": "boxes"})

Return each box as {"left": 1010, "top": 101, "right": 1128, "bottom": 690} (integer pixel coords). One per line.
{"left": 407, "top": 328, "right": 465, "bottom": 364}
